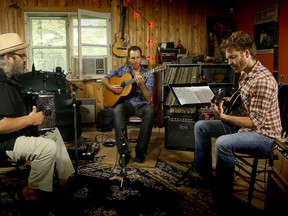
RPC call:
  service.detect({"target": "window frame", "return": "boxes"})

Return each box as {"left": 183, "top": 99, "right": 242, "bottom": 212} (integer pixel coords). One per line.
{"left": 25, "top": 10, "right": 112, "bottom": 80}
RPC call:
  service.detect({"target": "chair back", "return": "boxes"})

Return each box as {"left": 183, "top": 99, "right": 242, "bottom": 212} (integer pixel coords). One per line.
{"left": 278, "top": 84, "right": 288, "bottom": 137}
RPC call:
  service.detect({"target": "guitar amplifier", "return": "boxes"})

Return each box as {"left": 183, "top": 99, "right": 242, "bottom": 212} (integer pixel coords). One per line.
{"left": 25, "top": 92, "right": 56, "bottom": 131}
{"left": 265, "top": 138, "right": 288, "bottom": 214}
{"left": 272, "top": 138, "right": 288, "bottom": 186}
{"left": 164, "top": 116, "right": 195, "bottom": 151}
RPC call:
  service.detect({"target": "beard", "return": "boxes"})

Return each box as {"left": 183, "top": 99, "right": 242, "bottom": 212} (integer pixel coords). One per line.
{"left": 11, "top": 60, "right": 25, "bottom": 78}
{"left": 0, "top": 58, "right": 25, "bottom": 78}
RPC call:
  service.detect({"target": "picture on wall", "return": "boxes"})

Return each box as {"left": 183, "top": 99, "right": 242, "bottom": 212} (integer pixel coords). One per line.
{"left": 254, "top": 21, "right": 275, "bottom": 52}
{"left": 254, "top": 4, "right": 278, "bottom": 54}
{"left": 206, "top": 17, "right": 235, "bottom": 62}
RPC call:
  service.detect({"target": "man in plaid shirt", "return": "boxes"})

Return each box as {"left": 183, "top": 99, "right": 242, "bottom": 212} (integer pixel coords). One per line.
{"left": 193, "top": 31, "right": 282, "bottom": 212}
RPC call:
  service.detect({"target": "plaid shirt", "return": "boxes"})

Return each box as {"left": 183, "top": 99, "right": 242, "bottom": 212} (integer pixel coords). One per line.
{"left": 238, "top": 60, "right": 282, "bottom": 138}
{"left": 105, "top": 64, "right": 154, "bottom": 108}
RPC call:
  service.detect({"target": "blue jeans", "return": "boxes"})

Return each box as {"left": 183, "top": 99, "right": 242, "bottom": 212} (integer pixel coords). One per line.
{"left": 113, "top": 103, "right": 154, "bottom": 154}
{"left": 193, "top": 120, "right": 274, "bottom": 197}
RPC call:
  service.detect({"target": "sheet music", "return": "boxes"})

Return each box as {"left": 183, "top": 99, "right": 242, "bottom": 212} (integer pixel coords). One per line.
{"left": 172, "top": 86, "right": 214, "bottom": 105}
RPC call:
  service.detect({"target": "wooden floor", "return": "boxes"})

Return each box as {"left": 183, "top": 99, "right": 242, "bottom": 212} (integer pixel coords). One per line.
{"left": 78, "top": 124, "right": 267, "bottom": 212}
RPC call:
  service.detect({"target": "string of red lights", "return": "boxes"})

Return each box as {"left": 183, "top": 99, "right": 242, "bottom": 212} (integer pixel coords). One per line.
{"left": 125, "top": 0, "right": 155, "bottom": 62}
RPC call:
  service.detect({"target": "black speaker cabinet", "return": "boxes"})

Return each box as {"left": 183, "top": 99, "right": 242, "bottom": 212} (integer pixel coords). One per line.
{"left": 164, "top": 117, "right": 195, "bottom": 151}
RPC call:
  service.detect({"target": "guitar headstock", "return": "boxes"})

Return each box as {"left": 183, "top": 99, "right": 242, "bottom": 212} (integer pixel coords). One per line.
{"left": 154, "top": 64, "right": 168, "bottom": 73}
{"left": 211, "top": 88, "right": 224, "bottom": 105}
{"left": 121, "top": 6, "right": 127, "bottom": 14}
{"left": 120, "top": 0, "right": 127, "bottom": 14}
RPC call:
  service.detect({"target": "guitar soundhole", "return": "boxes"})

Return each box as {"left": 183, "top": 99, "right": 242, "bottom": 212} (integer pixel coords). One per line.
{"left": 120, "top": 81, "right": 126, "bottom": 88}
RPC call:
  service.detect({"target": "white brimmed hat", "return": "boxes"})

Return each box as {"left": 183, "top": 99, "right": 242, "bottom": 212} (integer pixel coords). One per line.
{"left": 0, "top": 33, "right": 29, "bottom": 55}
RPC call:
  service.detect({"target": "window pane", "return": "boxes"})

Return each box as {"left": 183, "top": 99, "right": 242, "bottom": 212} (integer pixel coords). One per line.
{"left": 73, "top": 28, "right": 107, "bottom": 46}
{"left": 33, "top": 49, "right": 67, "bottom": 72}
{"left": 31, "top": 19, "right": 66, "bottom": 46}
{"left": 72, "top": 16, "right": 107, "bottom": 56}
{"left": 81, "top": 28, "right": 107, "bottom": 45}
{"left": 80, "top": 17, "right": 107, "bottom": 27}
{"left": 82, "top": 46, "right": 107, "bottom": 56}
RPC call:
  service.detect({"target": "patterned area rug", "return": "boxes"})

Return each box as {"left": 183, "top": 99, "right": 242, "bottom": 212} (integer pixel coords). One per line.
{"left": 77, "top": 156, "right": 216, "bottom": 216}
{"left": 0, "top": 156, "right": 264, "bottom": 216}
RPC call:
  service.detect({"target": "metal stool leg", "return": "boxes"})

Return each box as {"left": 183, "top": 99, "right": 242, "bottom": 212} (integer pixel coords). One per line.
{"left": 247, "top": 157, "right": 258, "bottom": 205}
{"left": 175, "top": 162, "right": 194, "bottom": 186}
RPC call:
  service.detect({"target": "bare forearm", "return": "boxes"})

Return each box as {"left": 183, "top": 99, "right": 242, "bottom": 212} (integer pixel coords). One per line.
{"left": 0, "top": 106, "right": 43, "bottom": 134}
{"left": 140, "top": 85, "right": 152, "bottom": 103}
{"left": 0, "top": 116, "right": 32, "bottom": 134}
{"left": 102, "top": 78, "right": 111, "bottom": 90}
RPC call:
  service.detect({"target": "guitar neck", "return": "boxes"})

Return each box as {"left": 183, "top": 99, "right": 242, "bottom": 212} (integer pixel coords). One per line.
{"left": 122, "top": 69, "right": 155, "bottom": 87}
{"left": 120, "top": 6, "right": 127, "bottom": 39}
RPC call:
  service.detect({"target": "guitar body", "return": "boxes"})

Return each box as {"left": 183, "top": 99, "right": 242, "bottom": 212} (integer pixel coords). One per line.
{"left": 104, "top": 73, "right": 132, "bottom": 107}
{"left": 112, "top": 32, "right": 129, "bottom": 57}
{"left": 212, "top": 90, "right": 241, "bottom": 115}
{"left": 223, "top": 91, "right": 241, "bottom": 115}
{"left": 103, "top": 64, "right": 168, "bottom": 108}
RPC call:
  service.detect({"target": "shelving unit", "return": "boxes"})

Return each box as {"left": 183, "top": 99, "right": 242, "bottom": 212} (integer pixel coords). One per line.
{"left": 201, "top": 63, "right": 235, "bottom": 97}
{"left": 161, "top": 63, "right": 235, "bottom": 119}
{"left": 160, "top": 63, "right": 235, "bottom": 150}
{"left": 162, "top": 63, "right": 235, "bottom": 105}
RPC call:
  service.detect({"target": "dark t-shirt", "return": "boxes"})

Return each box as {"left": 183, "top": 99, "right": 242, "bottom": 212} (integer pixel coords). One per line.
{"left": 0, "top": 70, "right": 34, "bottom": 151}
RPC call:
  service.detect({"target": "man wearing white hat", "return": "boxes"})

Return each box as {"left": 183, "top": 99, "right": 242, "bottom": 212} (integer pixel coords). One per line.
{"left": 0, "top": 33, "right": 75, "bottom": 201}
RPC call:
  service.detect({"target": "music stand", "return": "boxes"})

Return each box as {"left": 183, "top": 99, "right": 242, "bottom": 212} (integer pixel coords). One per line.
{"left": 168, "top": 83, "right": 213, "bottom": 186}
{"left": 54, "top": 67, "right": 84, "bottom": 174}
{"left": 67, "top": 80, "right": 83, "bottom": 174}
{"left": 169, "top": 83, "right": 214, "bottom": 107}
{"left": 118, "top": 130, "right": 130, "bottom": 188}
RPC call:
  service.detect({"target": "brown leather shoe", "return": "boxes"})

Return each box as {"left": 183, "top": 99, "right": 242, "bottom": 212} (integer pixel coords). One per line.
{"left": 135, "top": 151, "right": 145, "bottom": 163}
{"left": 22, "top": 186, "right": 38, "bottom": 201}
{"left": 58, "top": 178, "right": 69, "bottom": 187}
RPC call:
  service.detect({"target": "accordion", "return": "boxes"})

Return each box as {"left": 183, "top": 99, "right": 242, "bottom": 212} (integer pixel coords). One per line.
{"left": 25, "top": 92, "right": 56, "bottom": 131}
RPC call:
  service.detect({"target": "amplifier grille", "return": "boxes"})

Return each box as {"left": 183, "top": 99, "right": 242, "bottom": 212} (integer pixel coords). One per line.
{"left": 164, "top": 117, "right": 195, "bottom": 151}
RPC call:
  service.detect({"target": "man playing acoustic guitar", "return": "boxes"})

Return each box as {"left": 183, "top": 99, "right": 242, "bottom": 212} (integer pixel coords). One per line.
{"left": 102, "top": 46, "right": 154, "bottom": 164}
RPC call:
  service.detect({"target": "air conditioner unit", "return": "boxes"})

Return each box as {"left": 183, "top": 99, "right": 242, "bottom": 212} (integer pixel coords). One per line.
{"left": 73, "top": 57, "right": 107, "bottom": 78}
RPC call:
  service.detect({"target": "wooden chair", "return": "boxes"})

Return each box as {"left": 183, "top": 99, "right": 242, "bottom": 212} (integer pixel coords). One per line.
{"left": 234, "top": 151, "right": 273, "bottom": 205}
{"left": 127, "top": 115, "right": 142, "bottom": 142}
{"left": 234, "top": 83, "right": 288, "bottom": 205}
{"left": 127, "top": 112, "right": 159, "bottom": 143}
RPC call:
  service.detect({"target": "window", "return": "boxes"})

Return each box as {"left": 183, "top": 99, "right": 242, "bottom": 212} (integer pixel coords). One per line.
{"left": 26, "top": 10, "right": 111, "bottom": 80}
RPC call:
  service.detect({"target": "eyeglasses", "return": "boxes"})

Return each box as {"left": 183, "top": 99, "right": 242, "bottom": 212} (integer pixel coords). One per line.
{"left": 9, "top": 52, "right": 28, "bottom": 60}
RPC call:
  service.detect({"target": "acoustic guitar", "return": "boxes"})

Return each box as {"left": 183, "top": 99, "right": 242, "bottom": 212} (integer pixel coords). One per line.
{"left": 112, "top": 4, "right": 129, "bottom": 57}
{"left": 104, "top": 64, "right": 168, "bottom": 107}
{"left": 211, "top": 90, "right": 241, "bottom": 115}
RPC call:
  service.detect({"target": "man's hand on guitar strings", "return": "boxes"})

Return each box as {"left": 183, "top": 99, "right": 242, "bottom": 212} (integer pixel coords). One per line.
{"left": 134, "top": 74, "right": 145, "bottom": 87}
{"left": 211, "top": 100, "right": 225, "bottom": 119}
{"left": 111, "top": 85, "right": 123, "bottom": 94}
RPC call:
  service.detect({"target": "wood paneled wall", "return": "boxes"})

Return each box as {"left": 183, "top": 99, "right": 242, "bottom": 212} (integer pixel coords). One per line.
{"left": 0, "top": 0, "right": 236, "bottom": 70}
{"left": 0, "top": 0, "right": 236, "bottom": 122}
